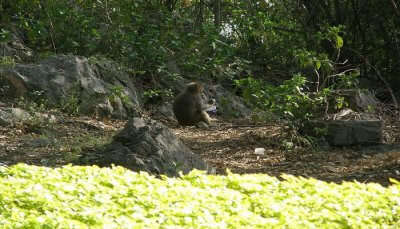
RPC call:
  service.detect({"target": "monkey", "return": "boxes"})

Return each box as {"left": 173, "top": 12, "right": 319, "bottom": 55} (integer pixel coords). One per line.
{"left": 173, "top": 82, "right": 212, "bottom": 126}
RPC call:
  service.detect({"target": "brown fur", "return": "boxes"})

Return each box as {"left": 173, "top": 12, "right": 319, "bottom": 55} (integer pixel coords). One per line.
{"left": 173, "top": 82, "right": 211, "bottom": 126}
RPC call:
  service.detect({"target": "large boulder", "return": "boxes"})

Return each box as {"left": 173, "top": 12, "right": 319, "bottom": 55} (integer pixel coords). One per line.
{"left": 81, "top": 118, "right": 211, "bottom": 177}
{"left": 0, "top": 55, "right": 140, "bottom": 118}
{"left": 209, "top": 84, "right": 251, "bottom": 118}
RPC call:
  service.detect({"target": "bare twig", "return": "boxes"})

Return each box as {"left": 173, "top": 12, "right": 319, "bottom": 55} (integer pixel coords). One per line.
{"left": 314, "top": 69, "right": 320, "bottom": 92}
{"left": 327, "top": 68, "right": 358, "bottom": 78}
{"left": 320, "top": 67, "right": 358, "bottom": 89}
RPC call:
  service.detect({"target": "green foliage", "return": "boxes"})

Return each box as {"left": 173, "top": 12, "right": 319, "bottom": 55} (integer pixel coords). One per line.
{"left": 143, "top": 88, "right": 173, "bottom": 104}
{"left": 236, "top": 75, "right": 325, "bottom": 122}
{"left": 60, "top": 94, "right": 80, "bottom": 115}
{"left": 334, "top": 70, "right": 360, "bottom": 89}
{"left": 2, "top": 1, "right": 167, "bottom": 69}
{"left": 1, "top": 0, "right": 253, "bottom": 82}
{"left": 108, "top": 85, "right": 130, "bottom": 106}
{"left": 334, "top": 96, "right": 347, "bottom": 110}
{"left": 0, "top": 164, "right": 398, "bottom": 228}
{"left": 0, "top": 56, "right": 15, "bottom": 68}
{"left": 317, "top": 25, "right": 345, "bottom": 50}
{"left": 17, "top": 91, "right": 48, "bottom": 114}
{"left": 0, "top": 28, "right": 11, "bottom": 42}
{"left": 294, "top": 49, "right": 333, "bottom": 75}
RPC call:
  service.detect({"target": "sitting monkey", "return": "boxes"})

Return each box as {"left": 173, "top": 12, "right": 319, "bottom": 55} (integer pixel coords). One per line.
{"left": 173, "top": 82, "right": 211, "bottom": 126}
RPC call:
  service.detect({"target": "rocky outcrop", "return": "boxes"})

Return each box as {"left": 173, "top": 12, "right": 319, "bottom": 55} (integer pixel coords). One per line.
{"left": 81, "top": 118, "right": 211, "bottom": 177}
{"left": 0, "top": 55, "right": 140, "bottom": 118}
{"left": 210, "top": 84, "right": 251, "bottom": 118}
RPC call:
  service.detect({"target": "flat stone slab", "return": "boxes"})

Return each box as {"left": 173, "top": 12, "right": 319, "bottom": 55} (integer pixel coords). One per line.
{"left": 304, "top": 120, "right": 383, "bottom": 146}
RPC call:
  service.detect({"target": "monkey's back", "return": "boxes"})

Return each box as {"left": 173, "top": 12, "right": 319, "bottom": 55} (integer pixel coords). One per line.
{"left": 173, "top": 92, "right": 202, "bottom": 125}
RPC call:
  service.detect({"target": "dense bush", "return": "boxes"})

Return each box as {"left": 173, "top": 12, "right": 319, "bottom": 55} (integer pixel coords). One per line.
{"left": 0, "top": 164, "right": 399, "bottom": 228}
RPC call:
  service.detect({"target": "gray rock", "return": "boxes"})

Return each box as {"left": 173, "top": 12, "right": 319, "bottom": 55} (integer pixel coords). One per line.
{"left": 332, "top": 89, "right": 379, "bottom": 112}
{"left": 355, "top": 90, "right": 378, "bottom": 111}
{"left": 0, "top": 55, "right": 140, "bottom": 118}
{"left": 83, "top": 118, "right": 211, "bottom": 177}
{"left": 0, "top": 107, "right": 58, "bottom": 129}
{"left": 210, "top": 84, "right": 251, "bottom": 118}
{"left": 0, "top": 107, "right": 32, "bottom": 126}
{"left": 156, "top": 103, "right": 176, "bottom": 121}
{"left": 304, "top": 120, "right": 383, "bottom": 146}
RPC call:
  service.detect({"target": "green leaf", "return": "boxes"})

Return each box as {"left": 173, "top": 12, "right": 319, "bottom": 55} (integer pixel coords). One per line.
{"left": 336, "top": 36, "right": 343, "bottom": 49}
{"left": 315, "top": 61, "right": 321, "bottom": 70}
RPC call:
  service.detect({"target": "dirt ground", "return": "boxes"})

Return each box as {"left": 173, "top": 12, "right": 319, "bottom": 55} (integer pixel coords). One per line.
{"left": 1, "top": 111, "right": 399, "bottom": 187}
{"left": 173, "top": 121, "right": 400, "bottom": 186}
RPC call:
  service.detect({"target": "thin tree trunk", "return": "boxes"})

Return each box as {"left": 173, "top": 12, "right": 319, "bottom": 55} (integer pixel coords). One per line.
{"left": 214, "top": 0, "right": 221, "bottom": 30}
{"left": 195, "top": 0, "right": 204, "bottom": 32}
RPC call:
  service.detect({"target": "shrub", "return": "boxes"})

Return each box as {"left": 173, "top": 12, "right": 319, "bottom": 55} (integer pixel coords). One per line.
{"left": 0, "top": 164, "right": 398, "bottom": 228}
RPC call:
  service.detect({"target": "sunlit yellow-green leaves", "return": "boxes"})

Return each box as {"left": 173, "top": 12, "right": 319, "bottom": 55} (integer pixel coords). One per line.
{"left": 0, "top": 164, "right": 399, "bottom": 228}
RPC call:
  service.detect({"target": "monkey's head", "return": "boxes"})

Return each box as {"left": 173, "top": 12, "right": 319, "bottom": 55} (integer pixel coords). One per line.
{"left": 186, "top": 82, "right": 203, "bottom": 94}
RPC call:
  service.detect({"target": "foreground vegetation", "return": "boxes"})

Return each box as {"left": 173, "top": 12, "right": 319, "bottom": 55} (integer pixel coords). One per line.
{"left": 0, "top": 164, "right": 398, "bottom": 228}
